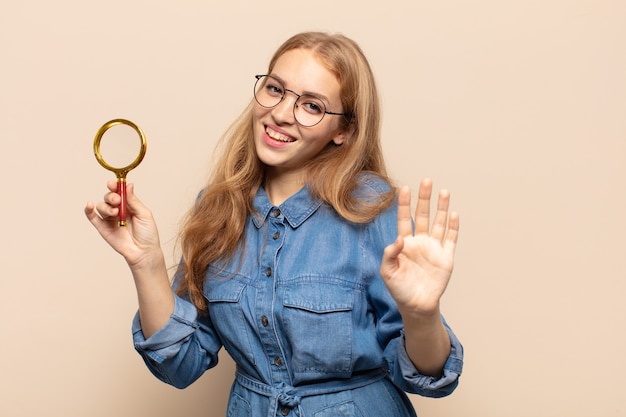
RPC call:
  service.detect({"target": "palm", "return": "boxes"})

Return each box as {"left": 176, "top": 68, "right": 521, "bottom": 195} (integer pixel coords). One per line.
{"left": 98, "top": 211, "right": 159, "bottom": 263}
{"left": 85, "top": 181, "right": 161, "bottom": 266}
{"left": 380, "top": 179, "right": 459, "bottom": 314}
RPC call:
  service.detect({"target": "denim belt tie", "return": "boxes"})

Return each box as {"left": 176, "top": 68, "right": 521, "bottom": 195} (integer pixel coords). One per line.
{"left": 235, "top": 368, "right": 388, "bottom": 417}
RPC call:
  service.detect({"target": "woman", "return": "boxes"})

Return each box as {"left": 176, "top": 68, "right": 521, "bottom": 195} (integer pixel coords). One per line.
{"left": 85, "top": 32, "right": 463, "bottom": 417}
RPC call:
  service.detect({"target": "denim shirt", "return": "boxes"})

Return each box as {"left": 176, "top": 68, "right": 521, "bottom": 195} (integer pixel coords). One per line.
{"left": 132, "top": 179, "right": 463, "bottom": 417}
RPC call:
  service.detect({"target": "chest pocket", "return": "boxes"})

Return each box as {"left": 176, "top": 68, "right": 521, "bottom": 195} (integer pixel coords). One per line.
{"left": 206, "top": 275, "right": 256, "bottom": 366}
{"left": 282, "top": 281, "right": 354, "bottom": 376}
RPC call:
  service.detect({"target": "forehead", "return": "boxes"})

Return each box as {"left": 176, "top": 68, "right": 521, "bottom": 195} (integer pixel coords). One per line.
{"left": 271, "top": 49, "right": 341, "bottom": 100}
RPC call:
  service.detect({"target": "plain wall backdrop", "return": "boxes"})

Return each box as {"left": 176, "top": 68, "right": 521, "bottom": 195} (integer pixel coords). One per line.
{"left": 1, "top": 1, "right": 624, "bottom": 416}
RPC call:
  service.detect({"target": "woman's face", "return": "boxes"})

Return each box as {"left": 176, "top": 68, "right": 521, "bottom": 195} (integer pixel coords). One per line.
{"left": 252, "top": 48, "right": 348, "bottom": 179}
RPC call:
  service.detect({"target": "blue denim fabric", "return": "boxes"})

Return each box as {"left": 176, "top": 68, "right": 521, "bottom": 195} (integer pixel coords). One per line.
{"left": 132, "top": 179, "right": 463, "bottom": 417}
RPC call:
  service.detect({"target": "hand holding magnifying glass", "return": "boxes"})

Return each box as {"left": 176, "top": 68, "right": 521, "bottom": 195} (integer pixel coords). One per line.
{"left": 93, "top": 119, "right": 147, "bottom": 227}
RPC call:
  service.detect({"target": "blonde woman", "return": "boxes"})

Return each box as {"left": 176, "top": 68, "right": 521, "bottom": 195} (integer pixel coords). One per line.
{"left": 85, "top": 32, "right": 463, "bottom": 417}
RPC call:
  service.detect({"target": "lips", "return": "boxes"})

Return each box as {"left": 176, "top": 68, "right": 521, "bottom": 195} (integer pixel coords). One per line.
{"left": 265, "top": 126, "right": 295, "bottom": 143}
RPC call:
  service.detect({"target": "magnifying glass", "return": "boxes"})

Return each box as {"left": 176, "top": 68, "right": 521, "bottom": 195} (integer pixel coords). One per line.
{"left": 93, "top": 119, "right": 147, "bottom": 227}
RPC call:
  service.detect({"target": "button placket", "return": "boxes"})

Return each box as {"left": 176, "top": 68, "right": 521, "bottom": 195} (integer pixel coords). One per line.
{"left": 255, "top": 206, "right": 289, "bottom": 383}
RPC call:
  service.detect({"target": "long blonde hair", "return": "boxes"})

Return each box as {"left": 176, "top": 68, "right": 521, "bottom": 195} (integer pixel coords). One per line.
{"left": 177, "top": 32, "right": 395, "bottom": 312}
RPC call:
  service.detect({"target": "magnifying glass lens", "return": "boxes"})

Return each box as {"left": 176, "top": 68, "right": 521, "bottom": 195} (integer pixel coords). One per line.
{"left": 98, "top": 124, "right": 145, "bottom": 168}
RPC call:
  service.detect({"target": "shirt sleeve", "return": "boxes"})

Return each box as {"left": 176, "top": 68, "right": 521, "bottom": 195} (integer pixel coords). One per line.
{"left": 132, "top": 291, "right": 223, "bottom": 389}
{"left": 386, "top": 320, "right": 464, "bottom": 397}
{"left": 369, "top": 273, "right": 464, "bottom": 398}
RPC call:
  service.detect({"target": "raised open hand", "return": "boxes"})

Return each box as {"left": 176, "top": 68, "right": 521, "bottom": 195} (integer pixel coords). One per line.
{"left": 380, "top": 179, "right": 459, "bottom": 315}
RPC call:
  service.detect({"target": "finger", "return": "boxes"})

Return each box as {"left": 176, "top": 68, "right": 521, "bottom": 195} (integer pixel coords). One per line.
{"left": 380, "top": 236, "right": 404, "bottom": 279}
{"left": 103, "top": 189, "right": 121, "bottom": 207}
{"left": 95, "top": 198, "right": 119, "bottom": 220}
{"left": 444, "top": 211, "right": 460, "bottom": 255}
{"left": 84, "top": 201, "right": 98, "bottom": 222}
{"left": 106, "top": 179, "right": 118, "bottom": 192}
{"left": 97, "top": 185, "right": 122, "bottom": 220}
{"left": 397, "top": 186, "right": 413, "bottom": 237}
{"left": 101, "top": 180, "right": 122, "bottom": 208}
{"left": 414, "top": 178, "right": 432, "bottom": 235}
{"left": 431, "top": 189, "right": 450, "bottom": 243}
{"left": 84, "top": 201, "right": 115, "bottom": 231}
{"left": 103, "top": 179, "right": 122, "bottom": 206}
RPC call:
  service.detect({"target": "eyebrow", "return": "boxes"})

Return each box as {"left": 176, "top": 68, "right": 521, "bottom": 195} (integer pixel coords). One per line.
{"left": 269, "top": 73, "right": 332, "bottom": 104}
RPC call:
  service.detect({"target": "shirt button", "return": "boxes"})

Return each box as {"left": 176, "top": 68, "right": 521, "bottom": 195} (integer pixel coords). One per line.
{"left": 273, "top": 356, "right": 282, "bottom": 366}
{"left": 272, "top": 231, "right": 280, "bottom": 240}
{"left": 273, "top": 209, "right": 281, "bottom": 218}
{"left": 265, "top": 267, "right": 272, "bottom": 277}
{"left": 281, "top": 407, "right": 290, "bottom": 416}
{"left": 261, "top": 316, "right": 269, "bottom": 327}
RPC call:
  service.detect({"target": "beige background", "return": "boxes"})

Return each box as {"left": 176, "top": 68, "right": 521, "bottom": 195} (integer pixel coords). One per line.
{"left": 1, "top": 0, "right": 624, "bottom": 416}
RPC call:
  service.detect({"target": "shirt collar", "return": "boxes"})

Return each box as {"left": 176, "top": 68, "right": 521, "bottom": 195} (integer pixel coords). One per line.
{"left": 252, "top": 185, "right": 323, "bottom": 229}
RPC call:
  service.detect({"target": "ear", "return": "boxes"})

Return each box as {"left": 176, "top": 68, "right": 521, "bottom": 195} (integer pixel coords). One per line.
{"left": 331, "top": 121, "right": 355, "bottom": 146}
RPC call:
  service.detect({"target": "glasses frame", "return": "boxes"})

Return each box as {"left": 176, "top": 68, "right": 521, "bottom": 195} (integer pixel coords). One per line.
{"left": 253, "top": 74, "right": 349, "bottom": 127}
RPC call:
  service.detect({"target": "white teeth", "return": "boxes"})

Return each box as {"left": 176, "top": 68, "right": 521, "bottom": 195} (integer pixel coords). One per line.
{"left": 266, "top": 127, "right": 294, "bottom": 142}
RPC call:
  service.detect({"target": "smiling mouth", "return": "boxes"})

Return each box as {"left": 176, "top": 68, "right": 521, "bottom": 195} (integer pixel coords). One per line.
{"left": 266, "top": 126, "right": 295, "bottom": 143}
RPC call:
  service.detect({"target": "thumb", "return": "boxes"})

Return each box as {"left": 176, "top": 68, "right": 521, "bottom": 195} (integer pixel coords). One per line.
{"left": 124, "top": 183, "right": 150, "bottom": 217}
{"left": 380, "top": 236, "right": 404, "bottom": 278}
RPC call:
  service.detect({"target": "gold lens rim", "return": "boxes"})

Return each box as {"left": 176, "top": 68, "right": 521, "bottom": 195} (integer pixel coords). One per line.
{"left": 93, "top": 119, "right": 147, "bottom": 178}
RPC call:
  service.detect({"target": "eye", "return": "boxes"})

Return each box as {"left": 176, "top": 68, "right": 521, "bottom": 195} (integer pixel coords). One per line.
{"left": 298, "top": 96, "right": 324, "bottom": 115}
{"left": 264, "top": 80, "right": 284, "bottom": 97}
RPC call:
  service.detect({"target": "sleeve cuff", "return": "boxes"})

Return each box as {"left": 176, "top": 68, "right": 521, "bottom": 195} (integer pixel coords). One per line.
{"left": 132, "top": 293, "right": 199, "bottom": 363}
{"left": 395, "top": 323, "right": 464, "bottom": 397}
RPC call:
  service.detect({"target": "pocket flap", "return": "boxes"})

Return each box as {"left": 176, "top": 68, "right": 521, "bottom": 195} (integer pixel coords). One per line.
{"left": 206, "top": 278, "right": 247, "bottom": 302}
{"left": 284, "top": 283, "right": 353, "bottom": 313}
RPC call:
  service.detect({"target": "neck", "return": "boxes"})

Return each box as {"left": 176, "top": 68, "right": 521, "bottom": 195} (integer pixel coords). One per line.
{"left": 264, "top": 169, "right": 305, "bottom": 206}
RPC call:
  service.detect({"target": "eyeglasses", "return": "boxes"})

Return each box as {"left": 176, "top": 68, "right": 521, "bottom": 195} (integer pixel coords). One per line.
{"left": 253, "top": 74, "right": 349, "bottom": 127}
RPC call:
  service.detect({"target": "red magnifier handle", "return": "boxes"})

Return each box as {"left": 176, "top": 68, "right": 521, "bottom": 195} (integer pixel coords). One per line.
{"left": 117, "top": 178, "right": 127, "bottom": 227}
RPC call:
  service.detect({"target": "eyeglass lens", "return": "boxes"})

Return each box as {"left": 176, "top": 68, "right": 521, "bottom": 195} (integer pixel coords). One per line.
{"left": 254, "top": 75, "right": 327, "bottom": 127}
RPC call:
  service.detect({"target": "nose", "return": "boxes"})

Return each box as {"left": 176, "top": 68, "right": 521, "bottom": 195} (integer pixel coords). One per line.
{"left": 271, "top": 90, "right": 298, "bottom": 124}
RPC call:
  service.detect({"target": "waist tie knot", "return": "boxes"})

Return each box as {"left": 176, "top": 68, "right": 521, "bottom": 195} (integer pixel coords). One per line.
{"left": 275, "top": 382, "right": 302, "bottom": 408}
{"left": 235, "top": 369, "right": 387, "bottom": 417}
